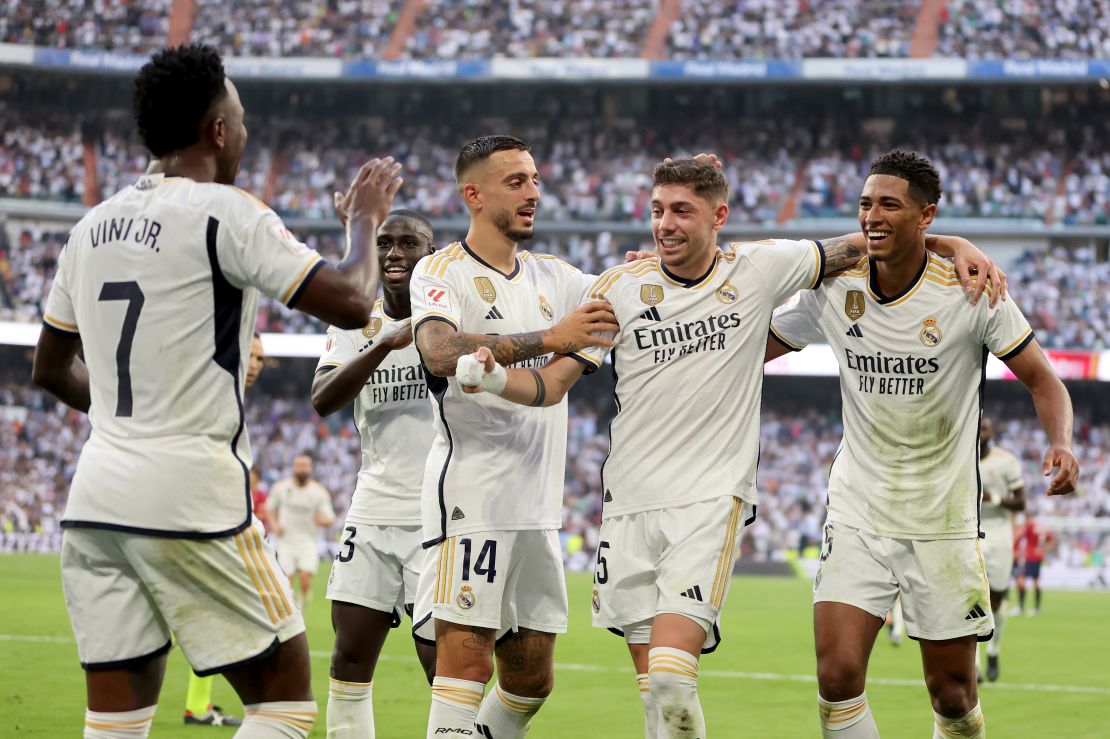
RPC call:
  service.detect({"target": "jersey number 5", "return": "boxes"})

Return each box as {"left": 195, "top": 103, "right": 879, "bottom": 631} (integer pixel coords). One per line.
{"left": 98, "top": 281, "right": 145, "bottom": 417}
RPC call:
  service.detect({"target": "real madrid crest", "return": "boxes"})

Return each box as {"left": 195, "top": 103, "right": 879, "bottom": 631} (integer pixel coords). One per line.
{"left": 716, "top": 280, "right": 739, "bottom": 304}
{"left": 919, "top": 316, "right": 942, "bottom": 347}
{"left": 361, "top": 317, "right": 382, "bottom": 340}
{"left": 457, "top": 584, "right": 476, "bottom": 610}
{"left": 538, "top": 295, "right": 555, "bottom": 321}
{"left": 844, "top": 290, "right": 865, "bottom": 321}
{"left": 592, "top": 587, "right": 601, "bottom": 614}
{"left": 640, "top": 284, "right": 664, "bottom": 305}
{"left": 474, "top": 276, "right": 497, "bottom": 304}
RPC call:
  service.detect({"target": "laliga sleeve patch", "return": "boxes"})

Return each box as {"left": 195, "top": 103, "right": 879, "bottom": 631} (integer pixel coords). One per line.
{"left": 267, "top": 221, "right": 311, "bottom": 256}
{"left": 425, "top": 286, "right": 452, "bottom": 312}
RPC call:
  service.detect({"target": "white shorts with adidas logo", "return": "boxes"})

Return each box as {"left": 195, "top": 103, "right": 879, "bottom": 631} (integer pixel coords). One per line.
{"left": 814, "top": 522, "right": 994, "bottom": 642}
{"left": 412, "top": 529, "right": 567, "bottom": 640}
{"left": 591, "top": 495, "right": 754, "bottom": 654}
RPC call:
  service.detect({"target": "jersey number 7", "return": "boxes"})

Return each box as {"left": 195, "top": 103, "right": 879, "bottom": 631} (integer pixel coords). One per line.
{"left": 98, "top": 281, "right": 145, "bottom": 417}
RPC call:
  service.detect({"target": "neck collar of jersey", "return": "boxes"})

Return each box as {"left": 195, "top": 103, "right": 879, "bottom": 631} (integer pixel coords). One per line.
{"left": 461, "top": 240, "right": 520, "bottom": 280}
{"left": 868, "top": 252, "right": 928, "bottom": 305}
{"left": 660, "top": 250, "right": 720, "bottom": 289}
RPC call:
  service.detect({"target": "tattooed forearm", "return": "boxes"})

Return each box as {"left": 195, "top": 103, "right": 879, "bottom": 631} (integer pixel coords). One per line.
{"left": 416, "top": 320, "right": 548, "bottom": 377}
{"left": 820, "top": 233, "right": 866, "bottom": 275}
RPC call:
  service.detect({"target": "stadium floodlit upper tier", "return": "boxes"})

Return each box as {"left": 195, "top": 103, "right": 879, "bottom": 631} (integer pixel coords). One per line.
{"left": 2, "top": 0, "right": 1109, "bottom": 61}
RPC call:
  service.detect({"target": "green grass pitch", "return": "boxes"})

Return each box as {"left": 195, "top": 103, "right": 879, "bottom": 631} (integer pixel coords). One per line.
{"left": 3, "top": 554, "right": 1108, "bottom": 737}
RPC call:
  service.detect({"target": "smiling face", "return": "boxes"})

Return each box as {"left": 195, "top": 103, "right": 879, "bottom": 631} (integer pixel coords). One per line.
{"left": 858, "top": 174, "right": 936, "bottom": 261}
{"left": 377, "top": 214, "right": 435, "bottom": 295}
{"left": 467, "top": 149, "right": 540, "bottom": 242}
{"left": 650, "top": 183, "right": 728, "bottom": 275}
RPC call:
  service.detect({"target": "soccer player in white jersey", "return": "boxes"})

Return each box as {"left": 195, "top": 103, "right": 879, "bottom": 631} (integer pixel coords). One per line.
{"left": 269, "top": 453, "right": 335, "bottom": 607}
{"left": 976, "top": 417, "right": 1025, "bottom": 682}
{"left": 311, "top": 209, "right": 438, "bottom": 737}
{"left": 456, "top": 158, "right": 998, "bottom": 738}
{"left": 767, "top": 151, "right": 1080, "bottom": 739}
{"left": 31, "top": 44, "right": 403, "bottom": 739}
{"left": 408, "top": 135, "right": 619, "bottom": 739}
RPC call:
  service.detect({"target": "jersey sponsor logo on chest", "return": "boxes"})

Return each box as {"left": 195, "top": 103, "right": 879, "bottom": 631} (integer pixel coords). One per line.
{"left": 633, "top": 310, "right": 744, "bottom": 365}
{"left": 364, "top": 363, "right": 428, "bottom": 404}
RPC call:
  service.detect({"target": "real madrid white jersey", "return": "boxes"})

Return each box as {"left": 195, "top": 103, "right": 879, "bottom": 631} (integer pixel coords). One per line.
{"left": 409, "top": 241, "right": 594, "bottom": 546}
{"left": 770, "top": 253, "right": 1034, "bottom": 539}
{"left": 43, "top": 173, "right": 324, "bottom": 537}
{"left": 317, "top": 298, "right": 433, "bottom": 525}
{"left": 269, "top": 478, "right": 333, "bottom": 544}
{"left": 574, "top": 239, "right": 826, "bottom": 518}
{"left": 979, "top": 446, "right": 1024, "bottom": 525}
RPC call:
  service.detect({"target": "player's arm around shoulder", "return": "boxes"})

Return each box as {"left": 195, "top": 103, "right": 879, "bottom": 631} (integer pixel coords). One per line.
{"left": 1002, "top": 339, "right": 1079, "bottom": 496}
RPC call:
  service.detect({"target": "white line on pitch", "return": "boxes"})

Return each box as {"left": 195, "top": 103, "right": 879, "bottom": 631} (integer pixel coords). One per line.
{"left": 306, "top": 649, "right": 1110, "bottom": 696}
{"left": 4, "top": 637, "right": 1104, "bottom": 697}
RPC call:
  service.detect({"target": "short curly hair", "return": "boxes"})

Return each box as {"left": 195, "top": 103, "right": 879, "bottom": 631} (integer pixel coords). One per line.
{"left": 868, "top": 150, "right": 943, "bottom": 206}
{"left": 652, "top": 159, "right": 729, "bottom": 205}
{"left": 132, "top": 44, "right": 227, "bottom": 157}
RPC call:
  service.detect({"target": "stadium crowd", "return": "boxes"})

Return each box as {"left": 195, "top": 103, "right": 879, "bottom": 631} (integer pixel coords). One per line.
{"left": 2, "top": 380, "right": 1107, "bottom": 576}
{"left": 3, "top": 113, "right": 1108, "bottom": 228}
{"left": 4, "top": 216, "right": 1106, "bottom": 349}
{"left": 4, "top": 0, "right": 1110, "bottom": 60}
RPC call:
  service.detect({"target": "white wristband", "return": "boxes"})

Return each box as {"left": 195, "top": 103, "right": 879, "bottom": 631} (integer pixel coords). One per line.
{"left": 455, "top": 355, "right": 508, "bottom": 395}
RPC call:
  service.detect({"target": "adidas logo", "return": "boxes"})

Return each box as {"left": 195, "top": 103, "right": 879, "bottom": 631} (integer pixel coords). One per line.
{"left": 639, "top": 306, "right": 662, "bottom": 322}
{"left": 485, "top": 305, "right": 504, "bottom": 320}
{"left": 846, "top": 324, "right": 863, "bottom": 337}
{"left": 965, "top": 604, "right": 988, "bottom": 620}
{"left": 475, "top": 724, "right": 494, "bottom": 738}
{"left": 603, "top": 490, "right": 613, "bottom": 503}
{"left": 680, "top": 585, "right": 704, "bottom": 602}
{"left": 451, "top": 506, "right": 466, "bottom": 521}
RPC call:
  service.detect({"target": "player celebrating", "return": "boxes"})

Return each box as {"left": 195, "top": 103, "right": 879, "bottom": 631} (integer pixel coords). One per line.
{"left": 409, "top": 135, "right": 619, "bottom": 739}
{"left": 1014, "top": 518, "right": 1055, "bottom": 616}
{"left": 32, "top": 43, "right": 402, "bottom": 738}
{"left": 768, "top": 150, "right": 1079, "bottom": 738}
{"left": 311, "top": 209, "right": 438, "bottom": 737}
{"left": 456, "top": 158, "right": 998, "bottom": 738}
{"left": 269, "top": 452, "right": 336, "bottom": 608}
{"left": 977, "top": 417, "right": 1025, "bottom": 681}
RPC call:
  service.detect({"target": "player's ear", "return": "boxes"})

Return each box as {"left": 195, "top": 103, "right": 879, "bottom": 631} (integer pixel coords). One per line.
{"left": 714, "top": 202, "right": 729, "bottom": 231}
{"left": 919, "top": 202, "right": 937, "bottom": 230}
{"left": 207, "top": 115, "right": 226, "bottom": 151}
{"left": 462, "top": 182, "right": 481, "bottom": 211}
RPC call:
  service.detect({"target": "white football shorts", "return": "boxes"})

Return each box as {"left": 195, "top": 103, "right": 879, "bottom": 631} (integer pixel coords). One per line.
{"left": 277, "top": 538, "right": 319, "bottom": 576}
{"left": 591, "top": 495, "right": 754, "bottom": 653}
{"left": 412, "top": 529, "right": 567, "bottom": 638}
{"left": 814, "top": 522, "right": 994, "bottom": 641}
{"left": 61, "top": 523, "right": 304, "bottom": 674}
{"left": 980, "top": 518, "right": 1015, "bottom": 592}
{"left": 326, "top": 521, "right": 425, "bottom": 626}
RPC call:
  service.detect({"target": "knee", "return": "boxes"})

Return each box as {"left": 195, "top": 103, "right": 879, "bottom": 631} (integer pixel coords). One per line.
{"left": 816, "top": 658, "right": 867, "bottom": 702}
{"left": 330, "top": 639, "right": 373, "bottom": 681}
{"left": 927, "top": 676, "right": 977, "bottom": 718}
{"left": 501, "top": 669, "right": 554, "bottom": 699}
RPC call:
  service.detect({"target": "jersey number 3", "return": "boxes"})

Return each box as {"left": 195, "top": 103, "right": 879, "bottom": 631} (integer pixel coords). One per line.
{"left": 98, "top": 281, "right": 145, "bottom": 417}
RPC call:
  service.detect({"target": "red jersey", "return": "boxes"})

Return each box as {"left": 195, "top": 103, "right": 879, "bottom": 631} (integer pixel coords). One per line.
{"left": 252, "top": 487, "right": 270, "bottom": 533}
{"left": 1015, "top": 521, "right": 1054, "bottom": 563}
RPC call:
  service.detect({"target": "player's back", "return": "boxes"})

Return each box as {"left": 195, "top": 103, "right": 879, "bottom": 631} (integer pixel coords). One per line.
{"left": 45, "top": 173, "right": 324, "bottom": 537}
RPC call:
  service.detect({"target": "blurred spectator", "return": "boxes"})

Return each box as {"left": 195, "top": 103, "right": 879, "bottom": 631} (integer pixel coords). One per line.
{"left": 937, "top": 0, "right": 1110, "bottom": 60}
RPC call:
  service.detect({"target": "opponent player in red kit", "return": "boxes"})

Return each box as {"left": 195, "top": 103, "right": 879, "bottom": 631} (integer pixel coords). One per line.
{"left": 1014, "top": 519, "right": 1056, "bottom": 616}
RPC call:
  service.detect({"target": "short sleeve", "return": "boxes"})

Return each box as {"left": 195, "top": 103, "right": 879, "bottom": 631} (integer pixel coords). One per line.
{"left": 316, "top": 326, "right": 360, "bottom": 372}
{"left": 769, "top": 290, "right": 825, "bottom": 351}
{"left": 557, "top": 262, "right": 596, "bottom": 316}
{"left": 410, "top": 255, "right": 463, "bottom": 332}
{"left": 569, "top": 271, "right": 619, "bottom": 372}
{"left": 267, "top": 484, "right": 283, "bottom": 514}
{"left": 214, "top": 201, "right": 325, "bottom": 307}
{"left": 315, "top": 487, "right": 334, "bottom": 519}
{"left": 43, "top": 238, "right": 79, "bottom": 335}
{"left": 735, "top": 239, "right": 826, "bottom": 306}
{"left": 981, "top": 297, "right": 1034, "bottom": 360}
